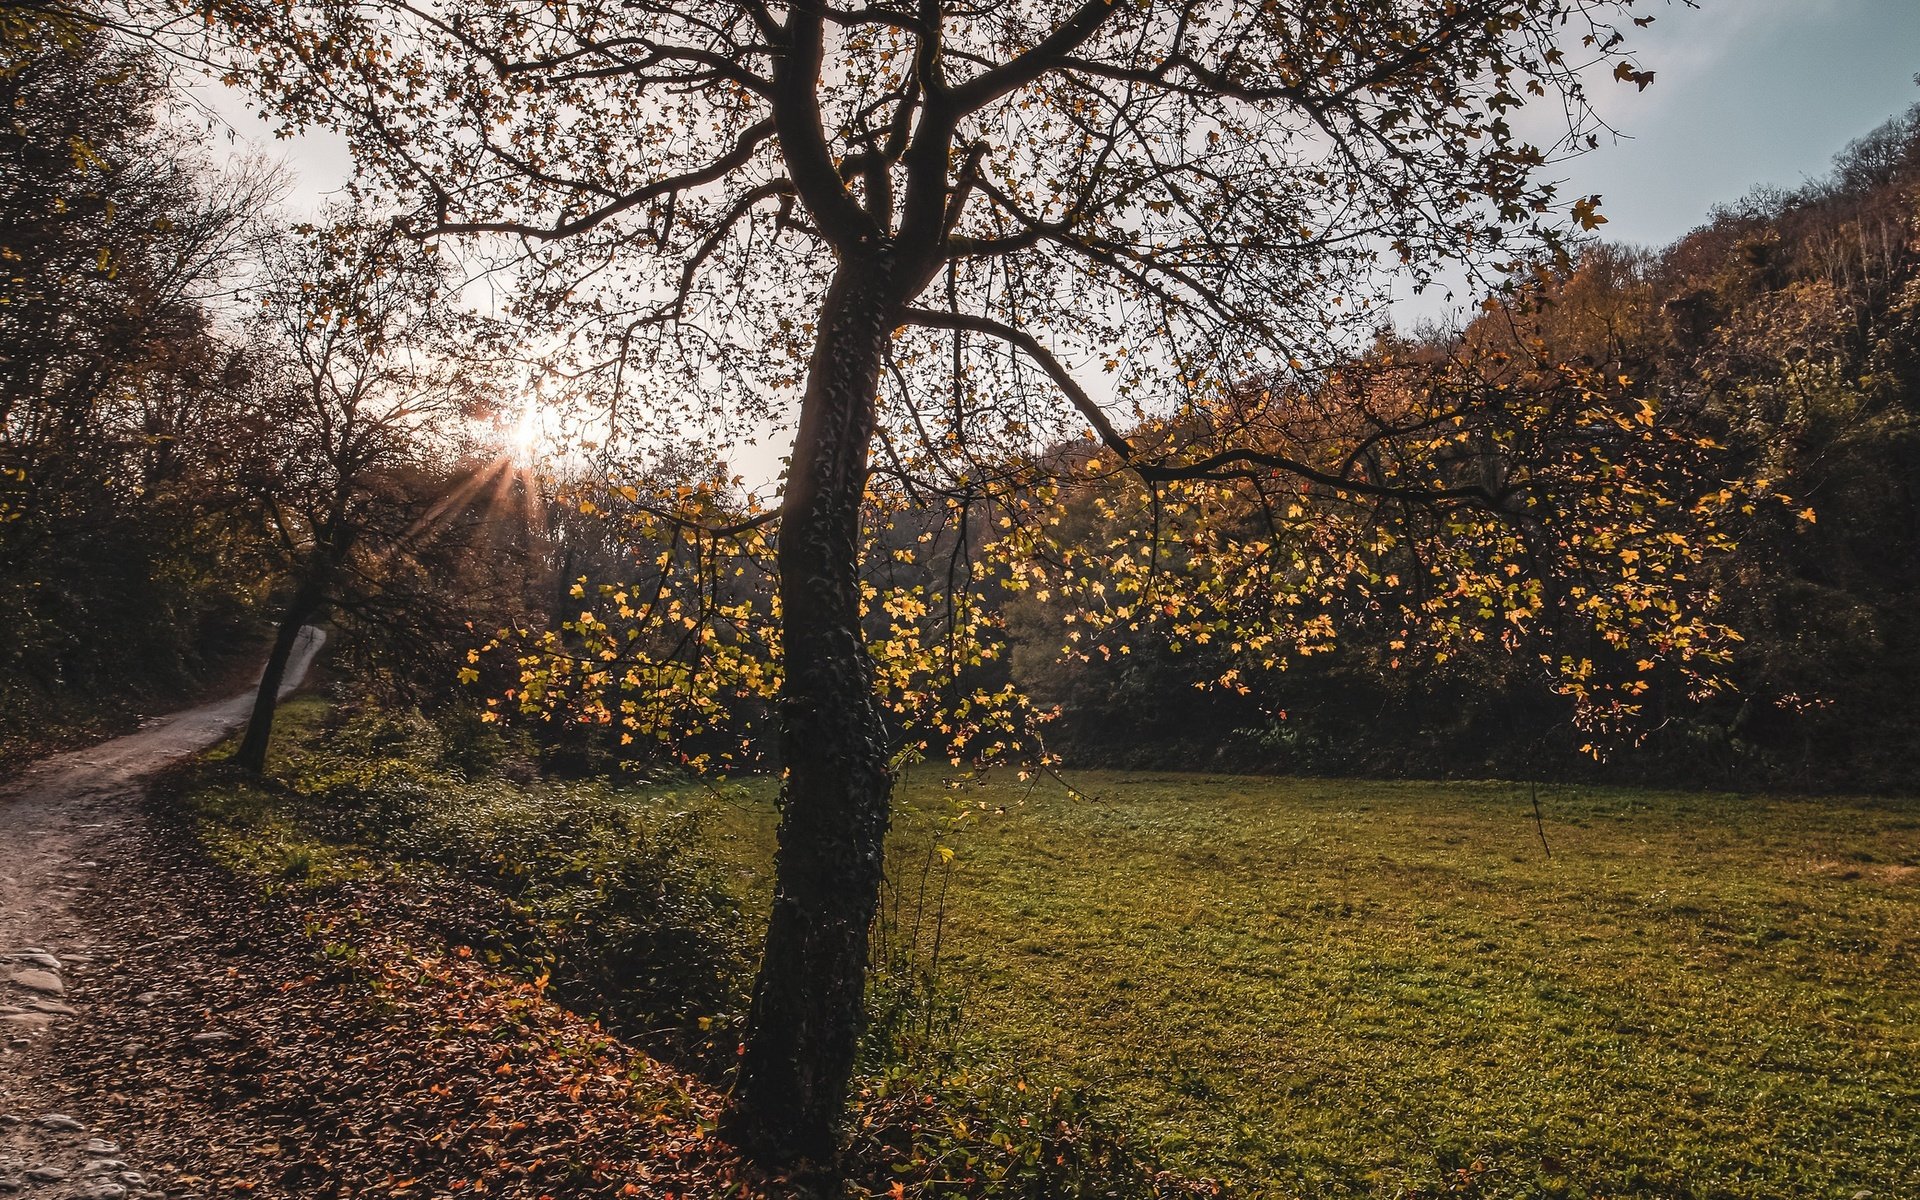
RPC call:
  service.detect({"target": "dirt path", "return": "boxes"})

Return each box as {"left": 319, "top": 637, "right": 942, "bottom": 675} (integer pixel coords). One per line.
{"left": 0, "top": 629, "right": 325, "bottom": 1199}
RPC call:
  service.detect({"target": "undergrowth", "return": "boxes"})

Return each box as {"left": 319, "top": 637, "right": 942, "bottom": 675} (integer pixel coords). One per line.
{"left": 193, "top": 699, "right": 751, "bottom": 1061}
{"left": 181, "top": 696, "right": 1212, "bottom": 1198}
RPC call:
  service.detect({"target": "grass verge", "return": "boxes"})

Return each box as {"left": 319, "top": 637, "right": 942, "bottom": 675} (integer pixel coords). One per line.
{"left": 178, "top": 700, "right": 1215, "bottom": 1198}
{"left": 179, "top": 701, "right": 1920, "bottom": 1196}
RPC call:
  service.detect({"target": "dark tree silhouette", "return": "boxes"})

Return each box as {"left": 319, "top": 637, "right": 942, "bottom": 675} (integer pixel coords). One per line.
{"left": 187, "top": 0, "right": 1672, "bottom": 1163}
{"left": 0, "top": 10, "right": 275, "bottom": 747}
{"left": 232, "top": 218, "right": 483, "bottom": 771}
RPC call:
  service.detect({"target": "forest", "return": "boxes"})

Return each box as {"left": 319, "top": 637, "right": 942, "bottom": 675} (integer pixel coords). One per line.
{"left": 1, "top": 1, "right": 1916, "bottom": 1197}
{"left": 8, "top": 7, "right": 1919, "bottom": 790}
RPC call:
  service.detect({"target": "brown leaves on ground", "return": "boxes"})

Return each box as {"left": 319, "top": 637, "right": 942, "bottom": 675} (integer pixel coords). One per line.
{"left": 51, "top": 806, "right": 795, "bottom": 1200}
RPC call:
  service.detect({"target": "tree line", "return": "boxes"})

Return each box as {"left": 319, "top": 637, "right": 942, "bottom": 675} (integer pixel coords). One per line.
{"left": 0, "top": 12, "right": 527, "bottom": 766}
{"left": 1007, "top": 105, "right": 1920, "bottom": 795}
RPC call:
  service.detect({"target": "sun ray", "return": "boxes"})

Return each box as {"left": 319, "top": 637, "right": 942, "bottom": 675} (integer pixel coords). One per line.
{"left": 401, "top": 457, "right": 510, "bottom": 548}
{"left": 505, "top": 398, "right": 548, "bottom": 466}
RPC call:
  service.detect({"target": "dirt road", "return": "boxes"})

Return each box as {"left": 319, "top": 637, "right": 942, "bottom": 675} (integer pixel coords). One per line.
{"left": 0, "top": 629, "right": 325, "bottom": 1198}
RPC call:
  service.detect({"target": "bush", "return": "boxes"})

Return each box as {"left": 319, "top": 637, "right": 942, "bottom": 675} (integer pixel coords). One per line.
{"left": 233, "top": 702, "right": 753, "bottom": 1064}
{"left": 399, "top": 784, "right": 752, "bottom": 1057}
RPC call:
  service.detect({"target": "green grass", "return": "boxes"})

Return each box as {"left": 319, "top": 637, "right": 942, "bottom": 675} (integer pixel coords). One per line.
{"left": 181, "top": 706, "right": 1920, "bottom": 1198}
{"left": 682, "top": 770, "right": 1920, "bottom": 1199}
{"left": 188, "top": 695, "right": 378, "bottom": 885}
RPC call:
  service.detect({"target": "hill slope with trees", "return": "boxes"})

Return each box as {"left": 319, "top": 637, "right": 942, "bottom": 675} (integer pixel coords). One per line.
{"left": 1008, "top": 105, "right": 1920, "bottom": 795}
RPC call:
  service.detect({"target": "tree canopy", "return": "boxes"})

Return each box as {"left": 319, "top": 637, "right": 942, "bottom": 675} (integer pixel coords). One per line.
{"left": 0, "top": 11, "right": 275, "bottom": 750}
{"left": 197, "top": 0, "right": 1657, "bottom": 455}
{"left": 169, "top": 0, "right": 1745, "bottom": 1168}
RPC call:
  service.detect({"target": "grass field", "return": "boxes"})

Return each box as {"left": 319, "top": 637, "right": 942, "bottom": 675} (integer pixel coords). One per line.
{"left": 684, "top": 770, "right": 1920, "bottom": 1198}
{"left": 196, "top": 710, "right": 1920, "bottom": 1197}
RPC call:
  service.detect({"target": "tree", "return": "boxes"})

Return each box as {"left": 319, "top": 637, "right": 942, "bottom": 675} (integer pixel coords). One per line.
{"left": 0, "top": 7, "right": 276, "bottom": 748}
{"left": 231, "top": 217, "right": 487, "bottom": 772}
{"left": 193, "top": 0, "right": 1694, "bottom": 1165}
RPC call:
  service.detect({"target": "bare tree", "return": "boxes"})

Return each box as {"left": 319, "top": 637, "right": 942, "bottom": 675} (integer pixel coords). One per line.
{"left": 189, "top": 0, "right": 1673, "bottom": 1162}
{"left": 233, "top": 216, "right": 483, "bottom": 772}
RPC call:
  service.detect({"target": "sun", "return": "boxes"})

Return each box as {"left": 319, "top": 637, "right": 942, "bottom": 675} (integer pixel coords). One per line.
{"left": 505, "top": 399, "right": 545, "bottom": 465}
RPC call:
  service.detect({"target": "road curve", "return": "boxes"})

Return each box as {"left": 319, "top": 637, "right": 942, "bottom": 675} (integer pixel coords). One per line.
{"left": 2, "top": 624, "right": 325, "bottom": 953}
{"left": 0, "top": 625, "right": 326, "bottom": 1194}
{"left": 2, "top": 626, "right": 326, "bottom": 812}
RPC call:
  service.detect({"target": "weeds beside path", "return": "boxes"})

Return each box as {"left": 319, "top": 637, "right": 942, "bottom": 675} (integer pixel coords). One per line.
{"left": 38, "top": 814, "right": 780, "bottom": 1198}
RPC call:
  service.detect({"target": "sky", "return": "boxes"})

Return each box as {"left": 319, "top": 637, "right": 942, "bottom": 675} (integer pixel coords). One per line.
{"left": 1556, "top": 0, "right": 1920, "bottom": 249}
{"left": 196, "top": 0, "right": 1920, "bottom": 473}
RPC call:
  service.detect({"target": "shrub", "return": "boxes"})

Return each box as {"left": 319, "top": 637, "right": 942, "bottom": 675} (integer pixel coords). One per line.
{"left": 242, "top": 703, "right": 753, "bottom": 1063}
{"left": 401, "top": 785, "right": 752, "bottom": 1057}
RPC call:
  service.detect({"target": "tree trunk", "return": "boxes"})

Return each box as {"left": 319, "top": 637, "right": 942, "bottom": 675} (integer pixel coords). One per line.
{"left": 724, "top": 254, "right": 897, "bottom": 1167}
{"left": 234, "top": 575, "right": 324, "bottom": 774}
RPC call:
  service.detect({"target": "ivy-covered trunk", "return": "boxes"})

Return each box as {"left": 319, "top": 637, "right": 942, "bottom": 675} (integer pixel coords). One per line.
{"left": 724, "top": 253, "right": 898, "bottom": 1166}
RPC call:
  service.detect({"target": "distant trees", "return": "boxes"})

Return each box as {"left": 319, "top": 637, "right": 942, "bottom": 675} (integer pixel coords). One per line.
{"left": 1006, "top": 103, "right": 1920, "bottom": 793}
{"left": 1650, "top": 105, "right": 1920, "bottom": 789}
{"left": 0, "top": 6, "right": 533, "bottom": 765}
